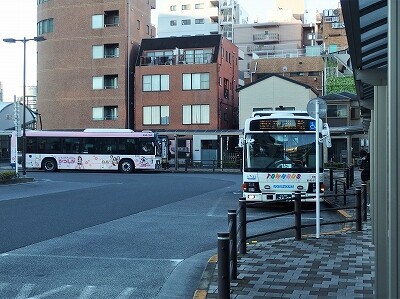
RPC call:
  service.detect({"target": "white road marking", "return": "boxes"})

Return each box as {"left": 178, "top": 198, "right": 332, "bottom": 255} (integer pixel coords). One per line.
{"left": 0, "top": 282, "right": 10, "bottom": 291}
{"left": 16, "top": 284, "right": 72, "bottom": 299}
{"left": 115, "top": 288, "right": 136, "bottom": 299}
{"left": 5, "top": 253, "right": 183, "bottom": 264}
{"left": 77, "top": 286, "right": 96, "bottom": 299}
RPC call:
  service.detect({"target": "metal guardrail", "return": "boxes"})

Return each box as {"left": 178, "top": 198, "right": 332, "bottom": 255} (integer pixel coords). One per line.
{"left": 217, "top": 185, "right": 367, "bottom": 298}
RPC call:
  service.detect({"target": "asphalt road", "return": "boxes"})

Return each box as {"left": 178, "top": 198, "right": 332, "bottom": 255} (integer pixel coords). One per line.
{"left": 0, "top": 170, "right": 343, "bottom": 299}
{"left": 0, "top": 171, "right": 242, "bottom": 299}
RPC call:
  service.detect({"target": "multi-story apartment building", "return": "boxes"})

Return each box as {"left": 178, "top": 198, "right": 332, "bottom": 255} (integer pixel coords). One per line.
{"left": 156, "top": 0, "right": 249, "bottom": 40}
{"left": 36, "top": 0, "right": 156, "bottom": 130}
{"left": 134, "top": 35, "right": 240, "bottom": 161}
{"left": 242, "top": 7, "right": 348, "bottom": 95}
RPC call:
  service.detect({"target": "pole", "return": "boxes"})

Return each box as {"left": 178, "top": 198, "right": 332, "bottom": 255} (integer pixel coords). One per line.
{"left": 315, "top": 99, "right": 320, "bottom": 238}
{"left": 174, "top": 135, "right": 178, "bottom": 171}
{"left": 22, "top": 37, "right": 27, "bottom": 177}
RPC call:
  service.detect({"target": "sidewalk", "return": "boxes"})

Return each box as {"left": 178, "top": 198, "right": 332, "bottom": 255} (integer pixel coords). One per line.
{"left": 198, "top": 170, "right": 375, "bottom": 298}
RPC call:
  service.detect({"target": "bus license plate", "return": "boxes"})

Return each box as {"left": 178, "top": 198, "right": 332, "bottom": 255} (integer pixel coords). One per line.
{"left": 276, "top": 194, "right": 293, "bottom": 200}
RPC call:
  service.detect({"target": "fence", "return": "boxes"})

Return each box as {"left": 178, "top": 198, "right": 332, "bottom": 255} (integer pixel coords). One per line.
{"left": 217, "top": 185, "right": 367, "bottom": 298}
{"left": 183, "top": 159, "right": 241, "bottom": 172}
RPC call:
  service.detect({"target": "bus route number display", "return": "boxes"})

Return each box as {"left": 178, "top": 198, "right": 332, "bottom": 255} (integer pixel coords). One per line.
{"left": 249, "top": 118, "right": 316, "bottom": 131}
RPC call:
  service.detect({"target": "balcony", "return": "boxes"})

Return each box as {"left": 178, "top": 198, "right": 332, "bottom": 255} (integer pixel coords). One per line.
{"left": 253, "top": 33, "right": 279, "bottom": 44}
{"left": 140, "top": 53, "right": 213, "bottom": 66}
{"left": 220, "top": 1, "right": 234, "bottom": 8}
{"left": 245, "top": 44, "right": 275, "bottom": 54}
{"left": 210, "top": 0, "right": 219, "bottom": 7}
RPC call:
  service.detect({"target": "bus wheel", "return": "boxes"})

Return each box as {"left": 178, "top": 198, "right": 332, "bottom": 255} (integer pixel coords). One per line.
{"left": 119, "top": 159, "right": 134, "bottom": 173}
{"left": 42, "top": 158, "right": 58, "bottom": 172}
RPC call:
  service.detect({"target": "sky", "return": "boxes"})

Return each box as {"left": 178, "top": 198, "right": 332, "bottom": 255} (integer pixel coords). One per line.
{"left": 0, "top": 0, "right": 340, "bottom": 102}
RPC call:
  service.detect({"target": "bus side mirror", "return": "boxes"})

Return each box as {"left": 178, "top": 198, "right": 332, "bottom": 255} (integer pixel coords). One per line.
{"left": 238, "top": 137, "right": 244, "bottom": 147}
{"left": 321, "top": 123, "right": 332, "bottom": 148}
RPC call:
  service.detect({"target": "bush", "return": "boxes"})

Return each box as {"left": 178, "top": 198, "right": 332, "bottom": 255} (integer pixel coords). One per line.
{"left": 0, "top": 171, "right": 17, "bottom": 182}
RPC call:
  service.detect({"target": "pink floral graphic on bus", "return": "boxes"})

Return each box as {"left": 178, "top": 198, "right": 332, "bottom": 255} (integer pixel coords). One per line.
{"left": 266, "top": 173, "right": 302, "bottom": 180}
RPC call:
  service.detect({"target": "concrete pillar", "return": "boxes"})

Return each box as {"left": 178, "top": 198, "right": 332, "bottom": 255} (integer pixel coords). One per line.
{"left": 388, "top": 0, "right": 400, "bottom": 296}
{"left": 373, "top": 86, "right": 388, "bottom": 298}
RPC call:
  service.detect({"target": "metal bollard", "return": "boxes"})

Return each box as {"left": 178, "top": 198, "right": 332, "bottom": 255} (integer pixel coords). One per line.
{"left": 218, "top": 232, "right": 230, "bottom": 299}
{"left": 362, "top": 183, "right": 367, "bottom": 221}
{"left": 335, "top": 179, "right": 338, "bottom": 202}
{"left": 346, "top": 168, "right": 350, "bottom": 189}
{"left": 238, "top": 198, "right": 247, "bottom": 254}
{"left": 294, "top": 191, "right": 302, "bottom": 240}
{"left": 228, "top": 209, "right": 237, "bottom": 280}
{"left": 343, "top": 181, "right": 347, "bottom": 205}
{"left": 356, "top": 187, "right": 362, "bottom": 231}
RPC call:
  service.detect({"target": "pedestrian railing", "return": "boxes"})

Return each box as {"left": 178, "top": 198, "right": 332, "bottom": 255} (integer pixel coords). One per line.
{"left": 217, "top": 185, "right": 367, "bottom": 298}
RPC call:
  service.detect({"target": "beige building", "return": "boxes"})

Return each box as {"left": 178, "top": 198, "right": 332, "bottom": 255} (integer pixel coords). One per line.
{"left": 36, "top": 0, "right": 156, "bottom": 130}
{"left": 238, "top": 74, "right": 318, "bottom": 128}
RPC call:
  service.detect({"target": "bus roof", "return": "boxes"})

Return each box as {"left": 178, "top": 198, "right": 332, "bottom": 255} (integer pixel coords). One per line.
{"left": 23, "top": 130, "right": 155, "bottom": 138}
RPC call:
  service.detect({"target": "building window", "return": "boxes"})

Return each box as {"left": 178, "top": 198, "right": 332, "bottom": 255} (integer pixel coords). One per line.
{"left": 92, "top": 15, "right": 104, "bottom": 29}
{"left": 289, "top": 72, "right": 305, "bottom": 77}
{"left": 308, "top": 71, "right": 320, "bottom": 76}
{"left": 182, "top": 105, "right": 210, "bottom": 124}
{"left": 92, "top": 75, "right": 118, "bottom": 89}
{"left": 170, "top": 5, "right": 177, "bottom": 11}
{"left": 142, "top": 75, "right": 170, "bottom": 91}
{"left": 143, "top": 106, "right": 170, "bottom": 125}
{"left": 37, "top": 18, "right": 54, "bottom": 35}
{"left": 182, "top": 73, "right": 210, "bottom": 90}
{"left": 195, "top": 18, "right": 205, "bottom": 24}
{"left": 92, "top": 11, "right": 119, "bottom": 29}
{"left": 182, "top": 19, "right": 191, "bottom": 25}
{"left": 195, "top": 3, "right": 204, "bottom": 9}
{"left": 92, "top": 106, "right": 118, "bottom": 120}
{"left": 170, "top": 20, "right": 177, "bottom": 26}
{"left": 182, "top": 4, "right": 191, "bottom": 10}
{"left": 92, "top": 44, "right": 119, "bottom": 59}
{"left": 327, "top": 105, "right": 348, "bottom": 117}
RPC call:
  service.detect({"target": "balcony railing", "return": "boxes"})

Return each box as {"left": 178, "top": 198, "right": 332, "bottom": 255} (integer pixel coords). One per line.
{"left": 253, "top": 33, "right": 279, "bottom": 43}
{"left": 140, "top": 53, "right": 213, "bottom": 66}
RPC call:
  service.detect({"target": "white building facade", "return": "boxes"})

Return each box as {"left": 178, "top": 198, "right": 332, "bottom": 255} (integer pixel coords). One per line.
{"left": 156, "top": 0, "right": 249, "bottom": 39}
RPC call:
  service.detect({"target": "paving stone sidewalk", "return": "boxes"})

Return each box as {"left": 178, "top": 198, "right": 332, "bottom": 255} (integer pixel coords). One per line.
{"left": 205, "top": 222, "right": 374, "bottom": 298}
{"left": 203, "top": 169, "right": 375, "bottom": 298}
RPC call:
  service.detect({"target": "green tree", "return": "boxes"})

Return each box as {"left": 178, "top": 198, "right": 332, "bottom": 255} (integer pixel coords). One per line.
{"left": 326, "top": 76, "right": 356, "bottom": 94}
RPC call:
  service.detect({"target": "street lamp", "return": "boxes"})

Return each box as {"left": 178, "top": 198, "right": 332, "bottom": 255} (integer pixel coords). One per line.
{"left": 3, "top": 36, "right": 46, "bottom": 176}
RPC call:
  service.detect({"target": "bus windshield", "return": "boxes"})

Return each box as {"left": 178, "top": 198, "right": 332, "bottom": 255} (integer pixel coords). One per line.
{"left": 244, "top": 132, "right": 321, "bottom": 172}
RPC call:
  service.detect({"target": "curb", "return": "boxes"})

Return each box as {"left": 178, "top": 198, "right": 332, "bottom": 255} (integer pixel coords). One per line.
{"left": 192, "top": 255, "right": 217, "bottom": 299}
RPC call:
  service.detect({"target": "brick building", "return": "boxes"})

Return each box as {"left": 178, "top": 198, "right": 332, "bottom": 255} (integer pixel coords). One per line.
{"left": 134, "top": 35, "right": 239, "bottom": 131}
{"left": 134, "top": 35, "right": 240, "bottom": 162}
{"left": 36, "top": 0, "right": 155, "bottom": 130}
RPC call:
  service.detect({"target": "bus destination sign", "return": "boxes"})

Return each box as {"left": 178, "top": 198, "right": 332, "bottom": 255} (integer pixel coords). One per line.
{"left": 249, "top": 118, "right": 316, "bottom": 131}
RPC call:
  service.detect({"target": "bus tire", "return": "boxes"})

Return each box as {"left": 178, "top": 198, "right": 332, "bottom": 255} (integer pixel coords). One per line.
{"left": 119, "top": 159, "right": 134, "bottom": 173}
{"left": 42, "top": 158, "right": 58, "bottom": 172}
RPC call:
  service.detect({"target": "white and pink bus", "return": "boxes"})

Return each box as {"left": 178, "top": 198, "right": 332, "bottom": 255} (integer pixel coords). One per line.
{"left": 10, "top": 129, "right": 162, "bottom": 173}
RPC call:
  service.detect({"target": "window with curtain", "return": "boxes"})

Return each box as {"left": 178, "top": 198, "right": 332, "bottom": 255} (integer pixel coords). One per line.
{"left": 143, "top": 75, "right": 170, "bottom": 91}
{"left": 182, "top": 105, "right": 209, "bottom": 124}
{"left": 92, "top": 15, "right": 104, "bottom": 29}
{"left": 143, "top": 106, "right": 170, "bottom": 125}
{"left": 92, "top": 76, "right": 104, "bottom": 89}
{"left": 182, "top": 73, "right": 209, "bottom": 90}
{"left": 92, "top": 45, "right": 104, "bottom": 59}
